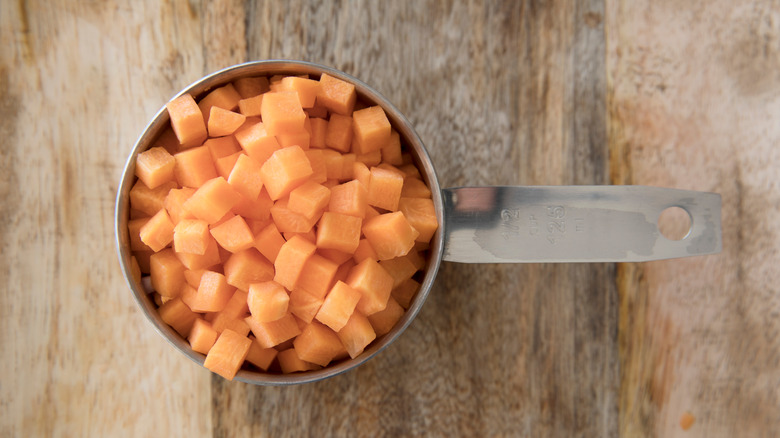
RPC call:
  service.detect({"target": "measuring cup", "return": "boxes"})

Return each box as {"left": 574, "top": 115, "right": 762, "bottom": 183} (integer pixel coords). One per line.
{"left": 115, "top": 60, "right": 722, "bottom": 385}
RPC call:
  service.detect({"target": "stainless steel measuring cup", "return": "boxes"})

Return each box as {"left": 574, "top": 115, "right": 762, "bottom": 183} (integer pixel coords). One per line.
{"left": 115, "top": 60, "right": 721, "bottom": 385}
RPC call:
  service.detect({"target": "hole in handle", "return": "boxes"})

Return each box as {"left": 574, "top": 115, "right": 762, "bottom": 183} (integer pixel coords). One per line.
{"left": 658, "top": 206, "right": 692, "bottom": 241}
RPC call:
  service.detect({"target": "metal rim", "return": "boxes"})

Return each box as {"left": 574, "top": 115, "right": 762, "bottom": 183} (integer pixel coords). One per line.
{"left": 115, "top": 60, "right": 445, "bottom": 385}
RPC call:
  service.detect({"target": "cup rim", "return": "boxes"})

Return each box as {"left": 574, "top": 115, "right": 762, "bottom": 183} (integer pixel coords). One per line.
{"left": 114, "top": 60, "right": 445, "bottom": 385}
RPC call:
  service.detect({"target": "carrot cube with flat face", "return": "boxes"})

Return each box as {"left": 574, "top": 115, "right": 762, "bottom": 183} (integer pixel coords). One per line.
{"left": 238, "top": 94, "right": 264, "bottom": 117}
{"left": 296, "top": 254, "right": 339, "bottom": 299}
{"left": 213, "top": 151, "right": 241, "bottom": 180}
{"left": 128, "top": 217, "right": 152, "bottom": 252}
{"left": 166, "top": 93, "right": 207, "bottom": 148}
{"left": 159, "top": 297, "right": 199, "bottom": 337}
{"left": 175, "top": 234, "right": 221, "bottom": 271}
{"left": 223, "top": 248, "right": 274, "bottom": 291}
{"left": 367, "top": 166, "right": 404, "bottom": 211}
{"left": 209, "top": 289, "right": 250, "bottom": 333}
{"left": 316, "top": 212, "right": 362, "bottom": 254}
{"left": 367, "top": 296, "right": 405, "bottom": 336}
{"left": 260, "top": 146, "right": 313, "bottom": 201}
{"left": 353, "top": 239, "right": 378, "bottom": 264}
{"left": 150, "top": 248, "right": 186, "bottom": 298}
{"left": 293, "top": 321, "right": 344, "bottom": 367}
{"left": 398, "top": 197, "right": 438, "bottom": 244}
{"left": 328, "top": 180, "right": 367, "bottom": 218}
{"left": 203, "top": 328, "right": 252, "bottom": 380}
{"left": 209, "top": 214, "right": 255, "bottom": 254}
{"left": 381, "top": 131, "right": 403, "bottom": 165}
{"left": 244, "top": 312, "right": 301, "bottom": 349}
{"left": 288, "top": 181, "right": 331, "bottom": 220}
{"left": 174, "top": 146, "right": 218, "bottom": 188}
{"left": 315, "top": 281, "right": 362, "bottom": 332}
{"left": 352, "top": 106, "right": 391, "bottom": 154}
{"left": 337, "top": 312, "right": 376, "bottom": 359}
{"left": 208, "top": 106, "right": 247, "bottom": 137}
{"left": 164, "top": 187, "right": 197, "bottom": 224}
{"left": 129, "top": 180, "right": 177, "bottom": 217}
{"left": 245, "top": 337, "right": 278, "bottom": 370}
{"left": 183, "top": 177, "right": 242, "bottom": 224}
{"left": 253, "top": 223, "right": 286, "bottom": 263}
{"left": 270, "top": 198, "right": 321, "bottom": 234}
{"left": 346, "top": 258, "right": 394, "bottom": 315}
{"left": 400, "top": 177, "right": 432, "bottom": 199}
{"left": 392, "top": 278, "right": 421, "bottom": 310}
{"left": 198, "top": 83, "right": 242, "bottom": 124}
{"left": 317, "top": 73, "right": 356, "bottom": 116}
{"left": 288, "top": 288, "right": 324, "bottom": 324}
{"left": 277, "top": 348, "right": 318, "bottom": 373}
{"left": 248, "top": 281, "right": 290, "bottom": 323}
{"left": 188, "top": 317, "right": 218, "bottom": 354}
{"left": 309, "top": 117, "right": 327, "bottom": 149}
{"left": 362, "top": 211, "right": 419, "bottom": 260}
{"left": 135, "top": 146, "right": 176, "bottom": 189}
{"left": 279, "top": 76, "right": 320, "bottom": 108}
{"left": 182, "top": 270, "right": 235, "bottom": 313}
{"left": 274, "top": 235, "right": 317, "bottom": 291}
{"left": 204, "top": 136, "right": 241, "bottom": 162}
{"left": 325, "top": 113, "right": 353, "bottom": 153}
{"left": 140, "top": 208, "right": 175, "bottom": 252}
{"left": 379, "top": 256, "right": 418, "bottom": 289}
{"left": 173, "top": 219, "right": 210, "bottom": 255}
{"left": 234, "top": 120, "right": 281, "bottom": 164}
{"left": 260, "top": 91, "right": 306, "bottom": 136}
{"left": 233, "top": 76, "right": 270, "bottom": 99}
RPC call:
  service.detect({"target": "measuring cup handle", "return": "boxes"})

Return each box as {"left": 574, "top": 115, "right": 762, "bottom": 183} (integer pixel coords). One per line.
{"left": 440, "top": 185, "right": 722, "bottom": 263}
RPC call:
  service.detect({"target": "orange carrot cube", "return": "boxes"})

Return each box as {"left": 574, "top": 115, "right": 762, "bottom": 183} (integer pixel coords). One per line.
{"left": 233, "top": 76, "right": 270, "bottom": 99}
{"left": 208, "top": 106, "right": 247, "bottom": 137}
{"left": 238, "top": 94, "right": 264, "bottom": 117}
{"left": 245, "top": 337, "right": 278, "bottom": 370}
{"left": 296, "top": 254, "right": 339, "bottom": 299}
{"left": 173, "top": 219, "right": 210, "bottom": 255}
{"left": 175, "top": 234, "right": 221, "bottom": 270}
{"left": 129, "top": 180, "right": 177, "bottom": 217}
{"left": 203, "top": 328, "right": 252, "bottom": 380}
{"left": 392, "top": 278, "right": 421, "bottom": 310}
{"left": 379, "top": 256, "right": 418, "bottom": 289}
{"left": 260, "top": 146, "right": 313, "bottom": 200}
{"left": 381, "top": 131, "right": 403, "bottom": 165}
{"left": 198, "top": 83, "right": 242, "bottom": 124}
{"left": 288, "top": 181, "right": 331, "bottom": 219}
{"left": 325, "top": 113, "right": 353, "bottom": 152}
{"left": 353, "top": 161, "right": 371, "bottom": 188}
{"left": 155, "top": 127, "right": 181, "bottom": 154}
{"left": 352, "top": 106, "right": 391, "bottom": 154}
{"left": 164, "top": 187, "right": 197, "bottom": 224}
{"left": 183, "top": 177, "right": 242, "bottom": 224}
{"left": 367, "top": 296, "right": 405, "bottom": 336}
{"left": 231, "top": 189, "right": 273, "bottom": 221}
{"left": 183, "top": 269, "right": 207, "bottom": 289}
{"left": 276, "top": 128, "right": 311, "bottom": 150}
{"left": 260, "top": 91, "right": 306, "bottom": 136}
{"left": 398, "top": 197, "right": 438, "bottom": 243}
{"left": 210, "top": 214, "right": 255, "bottom": 254}
{"left": 321, "top": 149, "right": 344, "bottom": 180}
{"left": 316, "top": 212, "right": 362, "bottom": 254}
{"left": 279, "top": 76, "right": 320, "bottom": 108}
{"left": 319, "top": 248, "right": 354, "bottom": 266}
{"left": 140, "top": 208, "right": 175, "bottom": 252}
{"left": 150, "top": 248, "right": 186, "bottom": 298}
{"left": 309, "top": 117, "right": 327, "bottom": 148}
{"left": 288, "top": 288, "right": 324, "bottom": 324}
{"left": 346, "top": 258, "right": 394, "bottom": 315}
{"left": 340, "top": 153, "right": 356, "bottom": 181}
{"left": 401, "top": 177, "right": 432, "bottom": 199}
{"left": 293, "top": 321, "right": 344, "bottom": 367}
{"left": 337, "top": 312, "right": 376, "bottom": 359}
{"left": 166, "top": 93, "right": 207, "bottom": 148}
{"left": 277, "top": 348, "right": 318, "bottom": 373}
{"left": 223, "top": 248, "right": 274, "bottom": 291}
{"left": 353, "top": 239, "right": 378, "bottom": 264}
{"left": 210, "top": 289, "right": 250, "bottom": 333}
{"left": 270, "top": 198, "right": 321, "bottom": 234}
{"left": 188, "top": 317, "right": 218, "bottom": 354}
{"left": 328, "top": 180, "right": 367, "bottom": 218}
{"left": 367, "top": 166, "right": 404, "bottom": 211}
{"left": 248, "top": 281, "right": 290, "bottom": 323}
{"left": 317, "top": 73, "right": 356, "bottom": 116}
{"left": 362, "top": 212, "right": 419, "bottom": 260}
{"left": 159, "top": 297, "right": 199, "bottom": 337}
{"left": 304, "top": 149, "right": 327, "bottom": 184}
{"left": 254, "top": 223, "right": 286, "bottom": 263}
{"left": 315, "top": 281, "right": 362, "bottom": 332}
{"left": 174, "top": 145, "right": 218, "bottom": 188}
{"left": 244, "top": 312, "right": 301, "bottom": 349}
{"left": 234, "top": 120, "right": 281, "bottom": 164}
{"left": 356, "top": 149, "right": 382, "bottom": 167}
{"left": 181, "top": 270, "right": 235, "bottom": 313}
{"left": 274, "top": 235, "right": 317, "bottom": 291}
{"left": 128, "top": 217, "right": 152, "bottom": 252}
{"left": 135, "top": 146, "right": 176, "bottom": 189}
{"left": 214, "top": 151, "right": 242, "bottom": 180}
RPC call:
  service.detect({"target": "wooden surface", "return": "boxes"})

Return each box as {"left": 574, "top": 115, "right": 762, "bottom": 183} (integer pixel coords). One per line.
{"left": 1, "top": 1, "right": 778, "bottom": 436}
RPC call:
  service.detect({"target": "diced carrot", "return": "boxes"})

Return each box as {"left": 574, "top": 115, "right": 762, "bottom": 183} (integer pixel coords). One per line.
{"left": 340, "top": 153, "right": 356, "bottom": 180}
{"left": 166, "top": 93, "right": 207, "bottom": 148}
{"left": 367, "top": 296, "right": 405, "bottom": 336}
{"left": 353, "top": 161, "right": 371, "bottom": 188}
{"left": 214, "top": 151, "right": 242, "bottom": 180}
{"left": 398, "top": 162, "right": 421, "bottom": 179}
{"left": 319, "top": 248, "right": 354, "bottom": 266}
{"left": 203, "top": 328, "right": 252, "bottom": 380}
{"left": 181, "top": 270, "right": 235, "bottom": 312}
{"left": 353, "top": 239, "right": 378, "bottom": 264}
{"left": 309, "top": 117, "right": 327, "bottom": 149}
{"left": 210, "top": 289, "right": 250, "bottom": 333}
{"left": 288, "top": 181, "right": 331, "bottom": 220}
{"left": 400, "top": 177, "right": 432, "bottom": 198}
{"left": 173, "top": 219, "right": 210, "bottom": 255}
{"left": 316, "top": 212, "right": 362, "bottom": 254}
{"left": 346, "top": 258, "right": 394, "bottom": 315}
{"left": 205, "top": 137, "right": 241, "bottom": 162}
{"left": 283, "top": 229, "right": 317, "bottom": 245}
{"left": 260, "top": 91, "right": 306, "bottom": 136}
{"left": 315, "top": 280, "right": 362, "bottom": 331}
{"left": 304, "top": 149, "right": 328, "bottom": 183}
{"left": 270, "top": 198, "right": 321, "bottom": 234}
{"left": 260, "top": 146, "right": 313, "bottom": 200}
{"left": 317, "top": 73, "right": 356, "bottom": 116}
{"left": 245, "top": 312, "right": 301, "bottom": 349}
{"left": 362, "top": 212, "right": 419, "bottom": 260}
{"left": 306, "top": 100, "right": 329, "bottom": 119}
{"left": 398, "top": 197, "right": 438, "bottom": 243}
{"left": 277, "top": 348, "right": 318, "bottom": 373}
{"left": 234, "top": 120, "right": 282, "bottom": 164}
{"left": 135, "top": 146, "right": 176, "bottom": 189}
{"left": 198, "top": 83, "right": 242, "bottom": 124}
{"left": 288, "top": 288, "right": 324, "bottom": 324}
{"left": 296, "top": 254, "right": 339, "bottom": 299}
{"left": 183, "top": 177, "right": 242, "bottom": 224}
{"left": 405, "top": 249, "right": 427, "bottom": 271}
{"left": 333, "top": 259, "right": 356, "bottom": 284}
{"left": 155, "top": 127, "right": 181, "bottom": 154}
{"left": 207, "top": 107, "right": 245, "bottom": 138}
{"left": 293, "top": 321, "right": 343, "bottom": 367}
{"left": 233, "top": 76, "right": 270, "bottom": 99}
{"left": 276, "top": 127, "right": 311, "bottom": 150}
{"left": 174, "top": 145, "right": 218, "bottom": 188}
{"left": 254, "top": 222, "right": 286, "bottom": 263}
{"left": 376, "top": 163, "right": 406, "bottom": 178}
{"left": 279, "top": 76, "right": 320, "bottom": 108}
{"left": 223, "top": 248, "right": 274, "bottom": 291}
{"left": 325, "top": 113, "right": 353, "bottom": 152}
{"left": 183, "top": 269, "right": 207, "bottom": 288}
{"left": 129, "top": 180, "right": 177, "bottom": 217}
{"left": 379, "top": 257, "right": 418, "bottom": 289}
{"left": 356, "top": 149, "right": 382, "bottom": 167}
{"left": 140, "top": 208, "right": 175, "bottom": 252}
{"left": 159, "top": 297, "right": 199, "bottom": 337}
{"left": 392, "top": 278, "right": 420, "bottom": 310}
{"left": 150, "top": 248, "right": 186, "bottom": 298}
{"left": 175, "top": 234, "right": 221, "bottom": 270}
{"left": 210, "top": 215, "right": 255, "bottom": 253}
{"left": 238, "top": 94, "right": 264, "bottom": 117}
{"left": 365, "top": 205, "right": 381, "bottom": 221}
{"left": 321, "top": 149, "right": 344, "bottom": 180}
{"left": 232, "top": 188, "right": 274, "bottom": 221}
{"left": 248, "top": 281, "right": 290, "bottom": 323}
{"left": 274, "top": 235, "right": 316, "bottom": 291}
{"left": 245, "top": 336, "right": 278, "bottom": 370}
{"left": 133, "top": 250, "right": 153, "bottom": 274}
{"left": 128, "top": 217, "right": 152, "bottom": 252}
{"left": 188, "top": 317, "right": 218, "bottom": 354}
{"left": 367, "top": 166, "right": 404, "bottom": 212}
{"left": 328, "top": 180, "right": 367, "bottom": 218}
{"left": 337, "top": 312, "right": 376, "bottom": 359}
{"left": 164, "top": 188, "right": 197, "bottom": 225}
{"left": 352, "top": 106, "right": 391, "bottom": 154}
{"left": 380, "top": 131, "right": 403, "bottom": 165}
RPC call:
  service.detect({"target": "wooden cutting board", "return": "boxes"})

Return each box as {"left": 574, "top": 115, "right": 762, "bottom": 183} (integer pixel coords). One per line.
{"left": 2, "top": 1, "right": 778, "bottom": 436}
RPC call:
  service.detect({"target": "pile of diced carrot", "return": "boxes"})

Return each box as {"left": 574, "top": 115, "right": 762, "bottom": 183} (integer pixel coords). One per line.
{"left": 127, "top": 72, "right": 438, "bottom": 380}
